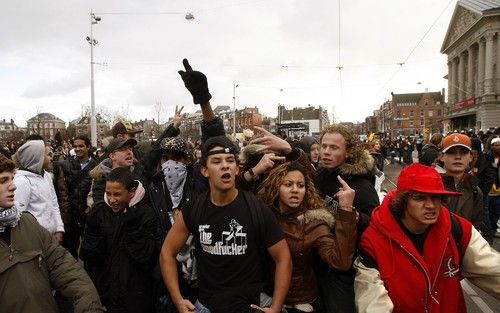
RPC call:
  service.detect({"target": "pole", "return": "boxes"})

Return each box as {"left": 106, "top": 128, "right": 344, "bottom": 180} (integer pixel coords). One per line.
{"left": 89, "top": 9, "right": 97, "bottom": 147}
{"left": 233, "top": 83, "right": 237, "bottom": 137}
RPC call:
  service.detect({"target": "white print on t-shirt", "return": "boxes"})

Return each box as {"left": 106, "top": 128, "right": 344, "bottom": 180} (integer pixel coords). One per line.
{"left": 199, "top": 219, "right": 248, "bottom": 256}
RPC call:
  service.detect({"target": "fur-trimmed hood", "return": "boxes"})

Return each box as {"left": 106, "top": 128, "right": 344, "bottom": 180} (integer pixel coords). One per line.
{"left": 337, "top": 149, "right": 376, "bottom": 176}
{"left": 296, "top": 207, "right": 335, "bottom": 228}
{"left": 89, "top": 158, "right": 113, "bottom": 181}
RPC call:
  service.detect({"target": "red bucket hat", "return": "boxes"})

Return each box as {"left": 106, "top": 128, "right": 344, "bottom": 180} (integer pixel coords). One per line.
{"left": 397, "top": 163, "right": 461, "bottom": 196}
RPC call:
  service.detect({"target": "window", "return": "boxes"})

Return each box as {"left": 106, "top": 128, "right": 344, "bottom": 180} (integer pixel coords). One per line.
{"left": 437, "top": 109, "right": 442, "bottom": 116}
{"left": 397, "top": 120, "right": 402, "bottom": 127}
{"left": 420, "top": 111, "right": 424, "bottom": 116}
{"left": 410, "top": 120, "right": 414, "bottom": 127}
{"left": 428, "top": 111, "right": 433, "bottom": 117}
{"left": 410, "top": 110, "right": 414, "bottom": 117}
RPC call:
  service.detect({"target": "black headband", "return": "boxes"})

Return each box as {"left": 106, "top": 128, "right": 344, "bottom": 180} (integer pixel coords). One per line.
{"left": 205, "top": 147, "right": 236, "bottom": 157}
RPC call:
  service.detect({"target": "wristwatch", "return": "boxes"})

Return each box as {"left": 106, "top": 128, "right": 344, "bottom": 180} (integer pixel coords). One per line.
{"left": 248, "top": 168, "right": 259, "bottom": 181}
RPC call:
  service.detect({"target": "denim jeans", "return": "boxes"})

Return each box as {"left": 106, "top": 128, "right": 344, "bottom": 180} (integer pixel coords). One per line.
{"left": 194, "top": 293, "right": 276, "bottom": 313}
{"left": 195, "top": 300, "right": 211, "bottom": 313}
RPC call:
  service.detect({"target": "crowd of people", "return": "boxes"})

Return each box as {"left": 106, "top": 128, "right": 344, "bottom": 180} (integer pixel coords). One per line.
{"left": 1, "top": 59, "right": 500, "bottom": 313}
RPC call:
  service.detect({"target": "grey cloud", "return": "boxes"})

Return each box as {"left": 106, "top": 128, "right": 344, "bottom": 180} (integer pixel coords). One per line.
{"left": 22, "top": 73, "right": 88, "bottom": 98}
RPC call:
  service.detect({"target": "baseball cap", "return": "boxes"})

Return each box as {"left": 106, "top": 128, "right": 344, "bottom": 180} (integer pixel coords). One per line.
{"left": 201, "top": 136, "right": 239, "bottom": 158}
{"left": 159, "top": 136, "right": 189, "bottom": 156}
{"left": 397, "top": 163, "right": 461, "bottom": 196}
{"left": 111, "top": 121, "right": 143, "bottom": 137}
{"left": 441, "top": 134, "right": 471, "bottom": 153}
{"left": 491, "top": 137, "right": 500, "bottom": 145}
{"left": 106, "top": 138, "right": 137, "bottom": 153}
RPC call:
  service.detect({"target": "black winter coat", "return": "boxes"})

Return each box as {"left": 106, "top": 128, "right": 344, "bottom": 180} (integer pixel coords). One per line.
{"left": 474, "top": 152, "right": 496, "bottom": 196}
{"left": 314, "top": 150, "right": 379, "bottom": 313}
{"left": 80, "top": 198, "right": 158, "bottom": 313}
{"left": 56, "top": 157, "right": 97, "bottom": 225}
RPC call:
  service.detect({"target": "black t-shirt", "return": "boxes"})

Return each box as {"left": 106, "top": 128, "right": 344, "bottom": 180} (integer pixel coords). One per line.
{"left": 398, "top": 219, "right": 430, "bottom": 255}
{"left": 183, "top": 191, "right": 284, "bottom": 313}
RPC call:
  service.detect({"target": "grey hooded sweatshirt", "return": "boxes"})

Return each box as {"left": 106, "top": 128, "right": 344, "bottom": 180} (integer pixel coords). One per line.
{"left": 13, "top": 140, "right": 64, "bottom": 233}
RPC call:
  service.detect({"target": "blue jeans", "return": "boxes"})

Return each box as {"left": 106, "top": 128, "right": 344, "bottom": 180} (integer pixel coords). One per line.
{"left": 195, "top": 300, "right": 211, "bottom": 313}
{"left": 194, "top": 293, "right": 275, "bottom": 313}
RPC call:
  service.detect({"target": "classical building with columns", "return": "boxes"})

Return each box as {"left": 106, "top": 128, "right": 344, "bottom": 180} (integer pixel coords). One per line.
{"left": 441, "top": 0, "right": 500, "bottom": 131}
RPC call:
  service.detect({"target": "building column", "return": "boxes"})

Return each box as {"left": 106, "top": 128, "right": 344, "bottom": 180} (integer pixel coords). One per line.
{"left": 458, "top": 52, "right": 466, "bottom": 101}
{"left": 496, "top": 32, "right": 500, "bottom": 94}
{"left": 448, "top": 61, "right": 453, "bottom": 104}
{"left": 453, "top": 58, "right": 459, "bottom": 103}
{"left": 478, "top": 38, "right": 485, "bottom": 96}
{"left": 484, "top": 33, "right": 495, "bottom": 95}
{"left": 467, "top": 46, "right": 475, "bottom": 97}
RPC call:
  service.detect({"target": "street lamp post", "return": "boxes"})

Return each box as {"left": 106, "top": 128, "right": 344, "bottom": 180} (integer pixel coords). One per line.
{"left": 233, "top": 83, "right": 238, "bottom": 137}
{"left": 87, "top": 10, "right": 101, "bottom": 148}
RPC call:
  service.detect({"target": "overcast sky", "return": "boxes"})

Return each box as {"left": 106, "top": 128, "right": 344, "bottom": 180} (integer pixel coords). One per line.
{"left": 0, "top": 0, "right": 457, "bottom": 127}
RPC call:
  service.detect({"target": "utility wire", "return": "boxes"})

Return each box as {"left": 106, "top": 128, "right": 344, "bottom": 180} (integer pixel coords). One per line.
{"left": 402, "top": 0, "right": 455, "bottom": 64}
{"left": 97, "top": 12, "right": 187, "bottom": 15}
{"left": 377, "top": 0, "right": 455, "bottom": 96}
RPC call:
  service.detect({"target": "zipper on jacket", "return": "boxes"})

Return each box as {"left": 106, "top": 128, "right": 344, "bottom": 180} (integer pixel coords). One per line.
{"left": 429, "top": 237, "right": 448, "bottom": 306}
{"left": 399, "top": 244, "right": 432, "bottom": 311}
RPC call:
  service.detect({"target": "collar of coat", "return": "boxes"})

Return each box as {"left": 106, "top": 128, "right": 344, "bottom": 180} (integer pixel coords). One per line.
{"left": 322, "top": 149, "right": 375, "bottom": 176}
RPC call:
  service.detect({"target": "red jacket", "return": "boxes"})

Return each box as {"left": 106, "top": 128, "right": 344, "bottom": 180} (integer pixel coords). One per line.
{"left": 358, "top": 191, "right": 472, "bottom": 313}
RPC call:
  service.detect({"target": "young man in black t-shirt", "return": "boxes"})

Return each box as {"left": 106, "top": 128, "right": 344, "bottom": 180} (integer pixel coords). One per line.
{"left": 160, "top": 136, "right": 292, "bottom": 313}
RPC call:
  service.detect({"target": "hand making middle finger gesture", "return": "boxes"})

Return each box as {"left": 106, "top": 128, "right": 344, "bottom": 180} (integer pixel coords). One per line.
{"left": 335, "top": 175, "right": 356, "bottom": 212}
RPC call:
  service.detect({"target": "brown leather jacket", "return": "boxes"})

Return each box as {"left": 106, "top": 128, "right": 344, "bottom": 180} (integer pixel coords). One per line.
{"left": 275, "top": 207, "right": 357, "bottom": 305}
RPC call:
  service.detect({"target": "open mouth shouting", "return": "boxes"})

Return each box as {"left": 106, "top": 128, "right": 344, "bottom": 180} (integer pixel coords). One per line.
{"left": 220, "top": 172, "right": 232, "bottom": 183}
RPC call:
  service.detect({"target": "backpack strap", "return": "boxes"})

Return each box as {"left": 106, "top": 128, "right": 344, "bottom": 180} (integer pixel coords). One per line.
{"left": 450, "top": 212, "right": 464, "bottom": 267}
{"left": 241, "top": 190, "right": 265, "bottom": 248}
{"left": 189, "top": 190, "right": 210, "bottom": 233}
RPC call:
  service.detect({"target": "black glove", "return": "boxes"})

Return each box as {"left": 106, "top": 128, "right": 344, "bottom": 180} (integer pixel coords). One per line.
{"left": 178, "top": 58, "right": 212, "bottom": 105}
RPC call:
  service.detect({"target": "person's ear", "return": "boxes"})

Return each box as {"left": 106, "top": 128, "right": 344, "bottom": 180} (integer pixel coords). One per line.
{"left": 128, "top": 187, "right": 137, "bottom": 198}
{"left": 438, "top": 152, "right": 444, "bottom": 162}
{"left": 201, "top": 165, "right": 209, "bottom": 178}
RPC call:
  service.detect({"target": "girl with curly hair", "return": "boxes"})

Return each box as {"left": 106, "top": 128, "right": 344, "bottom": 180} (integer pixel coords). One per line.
{"left": 258, "top": 161, "right": 358, "bottom": 313}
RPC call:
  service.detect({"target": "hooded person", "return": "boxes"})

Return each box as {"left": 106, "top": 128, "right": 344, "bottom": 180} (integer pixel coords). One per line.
{"left": 354, "top": 163, "right": 500, "bottom": 313}
{"left": 296, "top": 136, "right": 320, "bottom": 169}
{"left": 419, "top": 133, "right": 443, "bottom": 166}
{"left": 13, "top": 140, "right": 65, "bottom": 237}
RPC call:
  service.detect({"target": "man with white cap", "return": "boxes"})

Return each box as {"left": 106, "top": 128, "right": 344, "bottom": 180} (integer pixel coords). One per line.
{"left": 438, "top": 133, "right": 483, "bottom": 228}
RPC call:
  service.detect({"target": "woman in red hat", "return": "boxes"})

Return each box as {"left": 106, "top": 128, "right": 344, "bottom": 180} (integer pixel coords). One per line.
{"left": 354, "top": 163, "right": 500, "bottom": 313}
